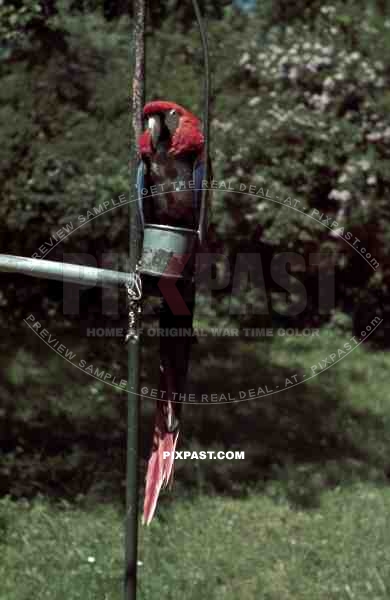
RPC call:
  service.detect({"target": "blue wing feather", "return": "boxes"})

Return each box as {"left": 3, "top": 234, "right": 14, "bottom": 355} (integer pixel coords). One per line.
{"left": 136, "top": 160, "right": 145, "bottom": 229}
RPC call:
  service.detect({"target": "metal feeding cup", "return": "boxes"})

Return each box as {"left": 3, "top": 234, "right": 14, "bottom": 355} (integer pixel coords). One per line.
{"left": 140, "top": 223, "right": 198, "bottom": 279}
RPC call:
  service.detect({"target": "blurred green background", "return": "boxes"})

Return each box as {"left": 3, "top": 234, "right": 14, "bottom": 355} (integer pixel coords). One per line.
{"left": 1, "top": 0, "right": 390, "bottom": 598}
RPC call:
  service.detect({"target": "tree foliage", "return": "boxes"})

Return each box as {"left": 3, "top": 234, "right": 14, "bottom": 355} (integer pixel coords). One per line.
{"left": 1, "top": 0, "right": 390, "bottom": 498}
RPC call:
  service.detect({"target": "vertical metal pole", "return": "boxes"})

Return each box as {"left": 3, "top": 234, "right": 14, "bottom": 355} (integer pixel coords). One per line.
{"left": 125, "top": 1, "right": 145, "bottom": 599}
{"left": 192, "top": 0, "right": 210, "bottom": 244}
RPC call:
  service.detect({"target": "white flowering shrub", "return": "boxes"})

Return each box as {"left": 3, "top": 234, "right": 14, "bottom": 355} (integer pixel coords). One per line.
{"left": 184, "top": 2, "right": 390, "bottom": 341}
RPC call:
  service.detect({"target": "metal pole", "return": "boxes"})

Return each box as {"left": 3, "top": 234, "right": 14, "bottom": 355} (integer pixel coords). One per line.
{"left": 192, "top": 0, "right": 210, "bottom": 245}
{"left": 0, "top": 254, "right": 138, "bottom": 288}
{"left": 125, "top": 1, "right": 145, "bottom": 599}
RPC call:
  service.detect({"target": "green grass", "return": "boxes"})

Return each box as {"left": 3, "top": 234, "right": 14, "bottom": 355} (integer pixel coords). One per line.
{"left": 2, "top": 329, "right": 390, "bottom": 599}
{"left": 0, "top": 497, "right": 123, "bottom": 600}
{"left": 1, "top": 486, "right": 390, "bottom": 600}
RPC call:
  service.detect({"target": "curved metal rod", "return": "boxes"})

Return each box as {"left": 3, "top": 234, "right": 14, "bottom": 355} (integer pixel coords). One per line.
{"left": 192, "top": 0, "right": 210, "bottom": 245}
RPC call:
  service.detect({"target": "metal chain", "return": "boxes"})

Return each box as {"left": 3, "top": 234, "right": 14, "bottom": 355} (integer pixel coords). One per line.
{"left": 125, "top": 263, "right": 143, "bottom": 343}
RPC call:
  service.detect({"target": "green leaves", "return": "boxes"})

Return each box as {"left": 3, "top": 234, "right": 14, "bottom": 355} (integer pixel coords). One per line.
{"left": 0, "top": 0, "right": 44, "bottom": 42}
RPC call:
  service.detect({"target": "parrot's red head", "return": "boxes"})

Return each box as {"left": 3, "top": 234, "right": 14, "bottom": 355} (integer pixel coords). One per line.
{"left": 138, "top": 101, "right": 204, "bottom": 157}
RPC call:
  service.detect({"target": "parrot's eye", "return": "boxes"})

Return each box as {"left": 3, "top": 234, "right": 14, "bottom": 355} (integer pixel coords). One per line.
{"left": 169, "top": 109, "right": 176, "bottom": 116}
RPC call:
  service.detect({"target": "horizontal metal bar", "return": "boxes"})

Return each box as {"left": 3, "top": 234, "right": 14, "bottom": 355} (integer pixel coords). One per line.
{"left": 0, "top": 254, "right": 137, "bottom": 289}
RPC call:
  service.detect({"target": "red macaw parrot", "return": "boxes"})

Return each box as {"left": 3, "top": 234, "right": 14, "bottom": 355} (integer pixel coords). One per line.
{"left": 137, "top": 100, "right": 209, "bottom": 524}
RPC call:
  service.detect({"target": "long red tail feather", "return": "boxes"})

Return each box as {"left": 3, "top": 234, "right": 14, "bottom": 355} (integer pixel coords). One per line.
{"left": 143, "top": 399, "right": 179, "bottom": 525}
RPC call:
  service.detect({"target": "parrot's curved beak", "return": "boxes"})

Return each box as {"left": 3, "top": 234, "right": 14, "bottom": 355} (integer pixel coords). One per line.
{"left": 148, "top": 115, "right": 161, "bottom": 150}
